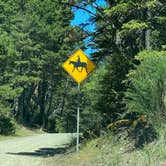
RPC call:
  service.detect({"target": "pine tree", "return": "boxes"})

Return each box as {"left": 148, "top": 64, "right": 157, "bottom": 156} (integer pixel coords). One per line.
{"left": 91, "top": 0, "right": 166, "bottom": 125}
{"left": 0, "top": 0, "right": 84, "bottom": 131}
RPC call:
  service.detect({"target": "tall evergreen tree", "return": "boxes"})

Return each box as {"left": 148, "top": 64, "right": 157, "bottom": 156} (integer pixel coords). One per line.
{"left": 90, "top": 0, "right": 166, "bottom": 125}
{"left": 0, "top": 0, "right": 84, "bottom": 132}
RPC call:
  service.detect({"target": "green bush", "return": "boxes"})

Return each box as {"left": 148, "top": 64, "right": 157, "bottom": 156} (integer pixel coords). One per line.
{"left": 0, "top": 115, "right": 16, "bottom": 135}
{"left": 124, "top": 51, "right": 166, "bottom": 125}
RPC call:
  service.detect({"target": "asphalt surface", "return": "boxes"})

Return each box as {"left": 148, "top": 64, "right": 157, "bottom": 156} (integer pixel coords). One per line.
{"left": 0, "top": 133, "right": 75, "bottom": 166}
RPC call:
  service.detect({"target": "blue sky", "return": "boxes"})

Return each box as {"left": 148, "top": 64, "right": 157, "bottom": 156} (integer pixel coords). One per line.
{"left": 71, "top": 0, "right": 106, "bottom": 56}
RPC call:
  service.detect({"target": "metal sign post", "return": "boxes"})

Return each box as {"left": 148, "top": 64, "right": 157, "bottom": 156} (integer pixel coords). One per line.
{"left": 76, "top": 83, "right": 80, "bottom": 152}
{"left": 62, "top": 49, "right": 96, "bottom": 153}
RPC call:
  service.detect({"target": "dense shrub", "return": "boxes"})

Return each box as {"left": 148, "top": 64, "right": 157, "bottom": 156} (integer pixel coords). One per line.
{"left": 124, "top": 51, "right": 166, "bottom": 125}
{"left": 0, "top": 115, "right": 16, "bottom": 135}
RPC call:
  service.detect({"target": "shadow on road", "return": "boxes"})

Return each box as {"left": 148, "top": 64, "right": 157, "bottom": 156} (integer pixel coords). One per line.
{"left": 7, "top": 146, "right": 70, "bottom": 158}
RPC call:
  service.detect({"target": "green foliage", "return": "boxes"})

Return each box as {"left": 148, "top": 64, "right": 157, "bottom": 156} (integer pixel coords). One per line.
{"left": 119, "top": 20, "right": 148, "bottom": 38}
{"left": 0, "top": 115, "right": 16, "bottom": 135}
{"left": 94, "top": 54, "right": 129, "bottom": 126}
{"left": 124, "top": 51, "right": 166, "bottom": 125}
{"left": 81, "top": 66, "right": 105, "bottom": 137}
{"left": 0, "top": 0, "right": 84, "bottom": 132}
{"left": 88, "top": 0, "right": 166, "bottom": 132}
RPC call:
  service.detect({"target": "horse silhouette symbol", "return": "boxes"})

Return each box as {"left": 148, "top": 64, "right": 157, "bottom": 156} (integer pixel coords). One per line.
{"left": 69, "top": 56, "right": 88, "bottom": 73}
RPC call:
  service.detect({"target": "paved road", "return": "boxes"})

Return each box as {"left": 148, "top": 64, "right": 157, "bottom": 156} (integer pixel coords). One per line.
{"left": 0, "top": 133, "right": 75, "bottom": 166}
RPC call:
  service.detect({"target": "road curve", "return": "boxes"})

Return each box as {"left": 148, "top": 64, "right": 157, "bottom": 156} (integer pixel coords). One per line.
{"left": 0, "top": 133, "right": 75, "bottom": 166}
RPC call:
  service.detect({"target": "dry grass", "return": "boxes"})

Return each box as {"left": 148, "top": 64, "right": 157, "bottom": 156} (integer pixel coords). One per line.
{"left": 42, "top": 126, "right": 166, "bottom": 166}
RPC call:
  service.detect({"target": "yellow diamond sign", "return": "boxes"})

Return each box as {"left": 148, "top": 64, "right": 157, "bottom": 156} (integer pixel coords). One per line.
{"left": 62, "top": 49, "right": 96, "bottom": 84}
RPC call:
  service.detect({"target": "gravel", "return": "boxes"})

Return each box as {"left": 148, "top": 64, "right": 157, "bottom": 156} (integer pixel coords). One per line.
{"left": 0, "top": 133, "right": 75, "bottom": 166}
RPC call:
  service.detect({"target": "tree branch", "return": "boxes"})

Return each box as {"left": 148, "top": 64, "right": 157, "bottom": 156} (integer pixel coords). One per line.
{"left": 63, "top": 2, "right": 96, "bottom": 17}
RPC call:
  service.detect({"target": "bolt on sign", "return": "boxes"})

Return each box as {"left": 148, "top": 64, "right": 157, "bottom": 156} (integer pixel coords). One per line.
{"left": 62, "top": 49, "right": 96, "bottom": 83}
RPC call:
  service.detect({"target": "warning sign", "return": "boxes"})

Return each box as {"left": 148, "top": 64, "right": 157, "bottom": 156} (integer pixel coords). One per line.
{"left": 62, "top": 49, "right": 96, "bottom": 83}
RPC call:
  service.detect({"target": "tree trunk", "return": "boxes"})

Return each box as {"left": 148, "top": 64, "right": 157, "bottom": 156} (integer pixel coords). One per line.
{"left": 145, "top": 10, "right": 151, "bottom": 50}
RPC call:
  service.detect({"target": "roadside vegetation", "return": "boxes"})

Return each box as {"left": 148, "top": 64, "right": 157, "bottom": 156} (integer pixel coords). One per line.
{"left": 0, "top": 1, "right": 166, "bottom": 165}
{"left": 43, "top": 126, "right": 166, "bottom": 166}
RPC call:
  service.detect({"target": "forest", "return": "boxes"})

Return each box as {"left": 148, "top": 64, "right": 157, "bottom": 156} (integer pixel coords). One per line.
{"left": 0, "top": 0, "right": 166, "bottom": 150}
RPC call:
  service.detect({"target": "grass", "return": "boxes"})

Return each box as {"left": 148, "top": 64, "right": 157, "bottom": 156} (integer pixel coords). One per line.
{"left": 43, "top": 126, "right": 166, "bottom": 166}
{"left": 0, "top": 125, "right": 44, "bottom": 141}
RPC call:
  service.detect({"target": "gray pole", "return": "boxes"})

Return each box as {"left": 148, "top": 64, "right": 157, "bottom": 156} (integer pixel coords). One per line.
{"left": 76, "top": 83, "right": 80, "bottom": 152}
